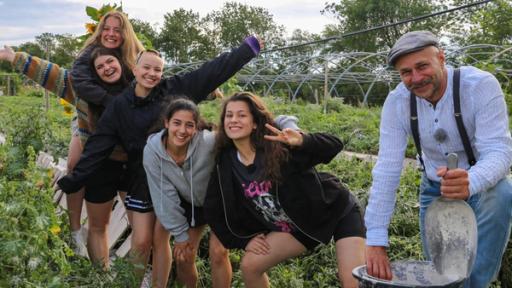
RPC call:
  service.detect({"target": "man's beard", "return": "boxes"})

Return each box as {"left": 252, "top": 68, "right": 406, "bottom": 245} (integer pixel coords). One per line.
{"left": 407, "top": 77, "right": 438, "bottom": 99}
{"left": 407, "top": 77, "right": 433, "bottom": 92}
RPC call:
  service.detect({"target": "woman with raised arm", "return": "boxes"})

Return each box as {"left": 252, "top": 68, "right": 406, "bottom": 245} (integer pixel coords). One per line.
{"left": 204, "top": 92, "right": 366, "bottom": 288}
{"left": 0, "top": 45, "right": 130, "bottom": 261}
{"left": 58, "top": 36, "right": 262, "bottom": 287}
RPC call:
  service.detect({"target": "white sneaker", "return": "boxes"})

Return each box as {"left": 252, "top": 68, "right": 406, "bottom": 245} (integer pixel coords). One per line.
{"left": 71, "top": 227, "right": 88, "bottom": 257}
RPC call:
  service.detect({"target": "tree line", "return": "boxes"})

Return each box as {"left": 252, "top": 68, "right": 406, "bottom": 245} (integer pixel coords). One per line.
{"left": 1, "top": 1, "right": 510, "bottom": 69}
{"left": 1, "top": 0, "right": 511, "bottom": 105}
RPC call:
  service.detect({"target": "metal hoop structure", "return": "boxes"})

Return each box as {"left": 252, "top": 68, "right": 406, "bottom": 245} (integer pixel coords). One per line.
{"left": 165, "top": 44, "right": 512, "bottom": 105}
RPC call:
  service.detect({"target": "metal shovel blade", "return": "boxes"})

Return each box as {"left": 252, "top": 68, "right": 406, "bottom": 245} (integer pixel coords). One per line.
{"left": 424, "top": 153, "right": 477, "bottom": 279}
{"left": 425, "top": 198, "right": 477, "bottom": 278}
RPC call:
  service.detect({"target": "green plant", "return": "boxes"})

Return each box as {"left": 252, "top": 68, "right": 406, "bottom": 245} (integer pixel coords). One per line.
{"left": 1, "top": 95, "right": 511, "bottom": 286}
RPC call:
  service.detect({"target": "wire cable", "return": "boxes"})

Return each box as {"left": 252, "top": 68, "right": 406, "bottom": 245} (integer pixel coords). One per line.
{"left": 262, "top": 0, "right": 493, "bottom": 53}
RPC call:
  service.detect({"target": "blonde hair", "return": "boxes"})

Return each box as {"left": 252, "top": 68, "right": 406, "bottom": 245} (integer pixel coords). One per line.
{"left": 80, "top": 10, "right": 144, "bottom": 69}
{"left": 135, "top": 49, "right": 162, "bottom": 64}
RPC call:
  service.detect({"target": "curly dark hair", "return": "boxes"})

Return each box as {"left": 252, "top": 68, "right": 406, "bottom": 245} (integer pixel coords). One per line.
{"left": 215, "top": 92, "right": 288, "bottom": 182}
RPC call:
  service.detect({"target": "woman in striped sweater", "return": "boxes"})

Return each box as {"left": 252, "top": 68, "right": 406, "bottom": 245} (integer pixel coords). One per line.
{"left": 0, "top": 45, "right": 130, "bottom": 264}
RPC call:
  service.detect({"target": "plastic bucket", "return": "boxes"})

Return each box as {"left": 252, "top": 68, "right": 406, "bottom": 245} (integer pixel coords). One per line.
{"left": 352, "top": 261, "right": 465, "bottom": 288}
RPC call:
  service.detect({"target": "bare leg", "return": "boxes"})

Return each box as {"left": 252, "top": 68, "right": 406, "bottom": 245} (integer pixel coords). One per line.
{"left": 151, "top": 219, "right": 172, "bottom": 288}
{"left": 335, "top": 237, "right": 365, "bottom": 288}
{"left": 240, "top": 232, "right": 306, "bottom": 288}
{"left": 117, "top": 191, "right": 132, "bottom": 225}
{"left": 66, "top": 134, "right": 84, "bottom": 232}
{"left": 175, "top": 225, "right": 206, "bottom": 288}
{"left": 86, "top": 199, "right": 114, "bottom": 268}
{"left": 129, "top": 211, "right": 156, "bottom": 283}
{"left": 209, "top": 231, "right": 232, "bottom": 288}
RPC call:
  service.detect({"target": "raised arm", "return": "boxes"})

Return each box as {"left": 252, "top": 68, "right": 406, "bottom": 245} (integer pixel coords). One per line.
{"left": 2, "top": 45, "right": 76, "bottom": 105}
{"left": 266, "top": 127, "right": 343, "bottom": 170}
{"left": 164, "top": 36, "right": 261, "bottom": 104}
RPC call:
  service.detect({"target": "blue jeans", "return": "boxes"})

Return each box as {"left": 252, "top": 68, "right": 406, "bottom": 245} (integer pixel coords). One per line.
{"left": 419, "top": 176, "right": 512, "bottom": 288}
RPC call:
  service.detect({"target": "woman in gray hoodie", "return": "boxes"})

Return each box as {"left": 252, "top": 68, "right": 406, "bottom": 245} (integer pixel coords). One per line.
{"left": 143, "top": 99, "right": 297, "bottom": 287}
{"left": 143, "top": 98, "right": 225, "bottom": 287}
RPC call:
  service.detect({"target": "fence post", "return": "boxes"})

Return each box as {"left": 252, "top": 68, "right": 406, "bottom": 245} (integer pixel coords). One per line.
{"left": 7, "top": 76, "right": 11, "bottom": 96}
{"left": 323, "top": 61, "right": 329, "bottom": 114}
{"left": 44, "top": 46, "right": 50, "bottom": 111}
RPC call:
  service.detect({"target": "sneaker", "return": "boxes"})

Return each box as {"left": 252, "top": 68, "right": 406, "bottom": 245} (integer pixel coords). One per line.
{"left": 71, "top": 227, "right": 88, "bottom": 257}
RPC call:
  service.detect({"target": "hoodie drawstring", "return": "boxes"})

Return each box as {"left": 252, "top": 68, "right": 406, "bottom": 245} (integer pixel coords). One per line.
{"left": 160, "top": 158, "right": 163, "bottom": 215}
{"left": 190, "top": 156, "right": 195, "bottom": 227}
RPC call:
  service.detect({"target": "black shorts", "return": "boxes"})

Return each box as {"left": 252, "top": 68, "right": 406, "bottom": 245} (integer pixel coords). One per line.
{"left": 179, "top": 195, "right": 207, "bottom": 228}
{"left": 124, "top": 165, "right": 153, "bottom": 213}
{"left": 84, "top": 159, "right": 128, "bottom": 203}
{"left": 292, "top": 194, "right": 366, "bottom": 250}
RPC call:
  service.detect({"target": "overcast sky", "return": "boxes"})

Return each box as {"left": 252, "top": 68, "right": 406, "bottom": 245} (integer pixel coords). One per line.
{"left": 0, "top": 0, "right": 339, "bottom": 46}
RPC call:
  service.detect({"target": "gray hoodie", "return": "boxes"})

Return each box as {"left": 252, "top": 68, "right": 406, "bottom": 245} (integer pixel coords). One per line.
{"left": 142, "top": 115, "right": 299, "bottom": 243}
{"left": 143, "top": 129, "right": 216, "bottom": 242}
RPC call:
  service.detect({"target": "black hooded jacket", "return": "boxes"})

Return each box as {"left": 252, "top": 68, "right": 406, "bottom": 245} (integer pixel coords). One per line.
{"left": 204, "top": 133, "right": 356, "bottom": 249}
{"left": 58, "top": 41, "right": 256, "bottom": 193}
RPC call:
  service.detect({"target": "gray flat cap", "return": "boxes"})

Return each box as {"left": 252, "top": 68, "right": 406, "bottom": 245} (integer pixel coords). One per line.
{"left": 387, "top": 31, "right": 439, "bottom": 67}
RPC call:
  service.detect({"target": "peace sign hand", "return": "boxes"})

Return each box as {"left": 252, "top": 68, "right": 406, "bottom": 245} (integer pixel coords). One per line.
{"left": 264, "top": 123, "right": 303, "bottom": 147}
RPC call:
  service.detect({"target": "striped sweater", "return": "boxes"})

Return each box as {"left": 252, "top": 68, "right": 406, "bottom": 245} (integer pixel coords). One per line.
{"left": 12, "top": 52, "right": 127, "bottom": 161}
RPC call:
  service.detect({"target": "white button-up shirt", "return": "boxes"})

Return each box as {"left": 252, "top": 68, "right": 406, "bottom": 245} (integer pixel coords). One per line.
{"left": 365, "top": 66, "right": 512, "bottom": 246}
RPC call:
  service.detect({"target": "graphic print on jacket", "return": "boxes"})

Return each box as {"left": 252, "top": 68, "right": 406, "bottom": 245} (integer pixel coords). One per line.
{"left": 232, "top": 150, "right": 295, "bottom": 233}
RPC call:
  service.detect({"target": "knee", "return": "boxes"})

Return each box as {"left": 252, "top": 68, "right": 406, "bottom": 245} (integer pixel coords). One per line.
{"left": 153, "top": 231, "right": 170, "bottom": 249}
{"left": 175, "top": 252, "right": 195, "bottom": 266}
{"left": 209, "top": 245, "right": 229, "bottom": 266}
{"left": 131, "top": 235, "right": 152, "bottom": 255}
{"left": 479, "top": 178, "right": 512, "bottom": 215}
{"left": 496, "top": 178, "right": 512, "bottom": 203}
{"left": 240, "top": 255, "right": 264, "bottom": 276}
{"left": 88, "top": 221, "right": 108, "bottom": 234}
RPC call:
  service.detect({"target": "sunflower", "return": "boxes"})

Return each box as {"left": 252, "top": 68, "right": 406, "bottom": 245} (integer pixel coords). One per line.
{"left": 59, "top": 98, "right": 73, "bottom": 116}
{"left": 85, "top": 23, "right": 97, "bottom": 34}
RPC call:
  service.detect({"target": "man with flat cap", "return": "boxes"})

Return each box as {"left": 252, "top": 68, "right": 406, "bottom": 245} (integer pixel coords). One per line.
{"left": 365, "top": 30, "right": 512, "bottom": 287}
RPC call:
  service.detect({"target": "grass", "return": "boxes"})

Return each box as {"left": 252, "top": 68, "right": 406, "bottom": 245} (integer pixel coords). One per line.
{"left": 0, "top": 93, "right": 510, "bottom": 287}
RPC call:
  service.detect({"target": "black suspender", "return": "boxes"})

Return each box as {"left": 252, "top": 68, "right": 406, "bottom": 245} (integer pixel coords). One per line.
{"left": 410, "top": 91, "right": 424, "bottom": 169}
{"left": 410, "top": 68, "right": 477, "bottom": 169}
{"left": 452, "top": 69, "right": 477, "bottom": 166}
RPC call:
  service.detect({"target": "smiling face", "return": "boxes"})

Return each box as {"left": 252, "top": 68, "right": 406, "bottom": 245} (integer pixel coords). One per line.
{"left": 133, "top": 52, "right": 164, "bottom": 90}
{"left": 224, "top": 100, "right": 257, "bottom": 143}
{"left": 395, "top": 46, "right": 448, "bottom": 104}
{"left": 100, "top": 16, "right": 124, "bottom": 49}
{"left": 93, "top": 55, "right": 122, "bottom": 83}
{"left": 165, "top": 110, "right": 197, "bottom": 150}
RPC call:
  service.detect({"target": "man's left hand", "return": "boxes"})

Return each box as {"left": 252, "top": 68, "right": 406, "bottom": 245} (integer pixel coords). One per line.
{"left": 436, "top": 167, "right": 470, "bottom": 200}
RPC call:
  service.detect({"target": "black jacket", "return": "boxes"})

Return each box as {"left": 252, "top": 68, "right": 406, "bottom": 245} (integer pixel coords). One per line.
{"left": 59, "top": 41, "right": 256, "bottom": 193}
{"left": 204, "top": 133, "right": 355, "bottom": 249}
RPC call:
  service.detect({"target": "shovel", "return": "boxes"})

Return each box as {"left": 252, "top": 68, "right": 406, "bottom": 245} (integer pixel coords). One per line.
{"left": 424, "top": 153, "right": 477, "bottom": 280}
